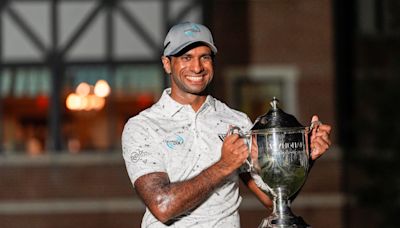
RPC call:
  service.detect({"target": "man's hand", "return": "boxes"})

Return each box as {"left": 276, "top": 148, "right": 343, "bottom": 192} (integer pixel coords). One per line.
{"left": 217, "top": 129, "right": 249, "bottom": 175}
{"left": 310, "top": 115, "right": 332, "bottom": 160}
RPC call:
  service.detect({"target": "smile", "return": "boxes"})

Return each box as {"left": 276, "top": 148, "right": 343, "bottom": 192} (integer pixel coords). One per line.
{"left": 187, "top": 76, "right": 203, "bottom": 82}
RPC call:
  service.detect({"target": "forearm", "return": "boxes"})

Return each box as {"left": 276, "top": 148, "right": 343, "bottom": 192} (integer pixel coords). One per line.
{"left": 135, "top": 161, "right": 232, "bottom": 223}
{"left": 239, "top": 172, "right": 273, "bottom": 209}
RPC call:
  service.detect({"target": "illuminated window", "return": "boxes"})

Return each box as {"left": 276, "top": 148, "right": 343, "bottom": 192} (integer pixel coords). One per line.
{"left": 1, "top": 67, "right": 50, "bottom": 155}
{"left": 0, "top": 0, "right": 205, "bottom": 154}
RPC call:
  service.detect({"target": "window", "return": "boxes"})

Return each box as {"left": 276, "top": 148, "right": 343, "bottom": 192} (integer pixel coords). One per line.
{"left": 1, "top": 68, "right": 50, "bottom": 155}
{"left": 357, "top": 0, "right": 400, "bottom": 35}
{"left": 0, "top": 0, "right": 205, "bottom": 155}
{"left": 225, "top": 65, "right": 299, "bottom": 122}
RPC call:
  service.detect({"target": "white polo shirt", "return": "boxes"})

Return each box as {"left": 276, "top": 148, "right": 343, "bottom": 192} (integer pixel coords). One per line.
{"left": 122, "top": 88, "right": 252, "bottom": 228}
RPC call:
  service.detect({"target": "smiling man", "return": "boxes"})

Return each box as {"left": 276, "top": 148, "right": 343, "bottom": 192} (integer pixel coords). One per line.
{"left": 121, "top": 22, "right": 332, "bottom": 228}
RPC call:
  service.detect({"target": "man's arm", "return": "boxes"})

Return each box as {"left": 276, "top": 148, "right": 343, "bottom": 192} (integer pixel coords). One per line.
{"left": 239, "top": 172, "right": 273, "bottom": 209}
{"left": 134, "top": 133, "right": 248, "bottom": 224}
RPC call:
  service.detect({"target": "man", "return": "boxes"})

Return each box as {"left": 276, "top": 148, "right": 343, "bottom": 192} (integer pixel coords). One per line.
{"left": 122, "top": 22, "right": 331, "bottom": 227}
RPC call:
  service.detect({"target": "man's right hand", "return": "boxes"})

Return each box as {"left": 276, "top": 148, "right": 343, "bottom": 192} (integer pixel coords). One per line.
{"left": 217, "top": 133, "right": 249, "bottom": 175}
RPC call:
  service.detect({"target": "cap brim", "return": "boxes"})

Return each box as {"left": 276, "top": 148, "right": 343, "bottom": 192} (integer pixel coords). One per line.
{"left": 164, "top": 41, "right": 217, "bottom": 56}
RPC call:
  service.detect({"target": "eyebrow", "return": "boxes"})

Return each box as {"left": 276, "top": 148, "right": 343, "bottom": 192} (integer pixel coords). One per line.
{"left": 182, "top": 52, "right": 212, "bottom": 57}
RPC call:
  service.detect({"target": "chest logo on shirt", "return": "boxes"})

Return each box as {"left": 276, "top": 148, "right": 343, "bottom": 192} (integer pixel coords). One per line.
{"left": 164, "top": 135, "right": 184, "bottom": 149}
{"left": 218, "top": 133, "right": 227, "bottom": 142}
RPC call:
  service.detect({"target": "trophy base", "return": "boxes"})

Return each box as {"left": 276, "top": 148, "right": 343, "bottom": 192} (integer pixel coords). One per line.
{"left": 258, "top": 216, "right": 311, "bottom": 228}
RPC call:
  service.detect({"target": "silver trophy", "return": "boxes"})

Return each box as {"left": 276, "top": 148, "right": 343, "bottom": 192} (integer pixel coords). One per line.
{"left": 239, "top": 98, "right": 317, "bottom": 228}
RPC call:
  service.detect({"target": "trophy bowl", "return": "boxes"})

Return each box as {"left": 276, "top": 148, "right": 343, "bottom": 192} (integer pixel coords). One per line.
{"left": 248, "top": 98, "right": 312, "bottom": 228}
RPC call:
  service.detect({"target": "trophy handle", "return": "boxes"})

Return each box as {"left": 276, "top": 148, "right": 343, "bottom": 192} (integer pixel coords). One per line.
{"left": 228, "top": 126, "right": 271, "bottom": 193}
{"left": 309, "top": 120, "right": 322, "bottom": 160}
{"left": 309, "top": 120, "right": 322, "bottom": 131}
{"left": 227, "top": 125, "right": 245, "bottom": 136}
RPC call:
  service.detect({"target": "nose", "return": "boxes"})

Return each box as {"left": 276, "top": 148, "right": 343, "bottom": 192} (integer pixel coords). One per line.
{"left": 190, "top": 58, "right": 204, "bottom": 73}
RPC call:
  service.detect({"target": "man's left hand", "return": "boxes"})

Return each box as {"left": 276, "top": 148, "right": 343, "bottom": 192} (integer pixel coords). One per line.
{"left": 310, "top": 115, "right": 332, "bottom": 160}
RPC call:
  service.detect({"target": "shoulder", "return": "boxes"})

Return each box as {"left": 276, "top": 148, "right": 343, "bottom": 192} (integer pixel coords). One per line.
{"left": 211, "top": 97, "right": 252, "bottom": 127}
{"left": 122, "top": 104, "right": 159, "bottom": 137}
{"left": 213, "top": 97, "right": 248, "bottom": 117}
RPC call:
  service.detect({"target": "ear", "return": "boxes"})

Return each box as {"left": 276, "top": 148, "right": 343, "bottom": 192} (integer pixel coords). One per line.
{"left": 161, "top": 56, "right": 172, "bottom": 75}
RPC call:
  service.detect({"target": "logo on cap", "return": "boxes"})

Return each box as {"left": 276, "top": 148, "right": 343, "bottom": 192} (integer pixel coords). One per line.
{"left": 184, "top": 24, "right": 201, "bottom": 37}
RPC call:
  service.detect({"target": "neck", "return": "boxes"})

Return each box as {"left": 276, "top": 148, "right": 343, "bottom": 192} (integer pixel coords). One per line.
{"left": 170, "top": 92, "right": 207, "bottom": 112}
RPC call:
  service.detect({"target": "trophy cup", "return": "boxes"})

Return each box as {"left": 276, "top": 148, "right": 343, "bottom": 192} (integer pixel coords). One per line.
{"left": 246, "top": 97, "right": 315, "bottom": 228}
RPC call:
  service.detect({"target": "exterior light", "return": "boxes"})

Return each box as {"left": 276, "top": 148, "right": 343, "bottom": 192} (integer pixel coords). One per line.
{"left": 66, "top": 93, "right": 82, "bottom": 110}
{"left": 76, "top": 82, "right": 91, "bottom": 96}
{"left": 94, "top": 80, "right": 111, "bottom": 98}
{"left": 66, "top": 80, "right": 109, "bottom": 111}
{"left": 91, "top": 95, "right": 106, "bottom": 110}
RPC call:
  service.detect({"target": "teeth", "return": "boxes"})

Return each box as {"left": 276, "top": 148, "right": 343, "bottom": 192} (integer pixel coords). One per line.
{"left": 187, "top": 76, "right": 202, "bottom": 82}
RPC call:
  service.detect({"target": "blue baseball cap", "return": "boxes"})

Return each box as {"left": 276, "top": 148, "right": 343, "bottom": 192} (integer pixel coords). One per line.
{"left": 163, "top": 22, "right": 218, "bottom": 56}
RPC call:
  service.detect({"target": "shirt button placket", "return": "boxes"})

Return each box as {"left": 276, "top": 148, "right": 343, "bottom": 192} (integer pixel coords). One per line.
{"left": 193, "top": 113, "right": 199, "bottom": 138}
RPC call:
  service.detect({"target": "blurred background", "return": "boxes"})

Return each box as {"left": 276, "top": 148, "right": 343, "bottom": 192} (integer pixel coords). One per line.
{"left": 0, "top": 0, "right": 398, "bottom": 227}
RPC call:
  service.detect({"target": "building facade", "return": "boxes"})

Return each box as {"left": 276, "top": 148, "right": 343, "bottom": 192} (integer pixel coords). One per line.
{"left": 0, "top": 0, "right": 346, "bottom": 227}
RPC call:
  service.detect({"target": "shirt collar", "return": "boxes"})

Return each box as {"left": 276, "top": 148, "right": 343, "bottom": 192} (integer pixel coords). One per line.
{"left": 203, "top": 95, "right": 216, "bottom": 112}
{"left": 158, "top": 88, "right": 216, "bottom": 117}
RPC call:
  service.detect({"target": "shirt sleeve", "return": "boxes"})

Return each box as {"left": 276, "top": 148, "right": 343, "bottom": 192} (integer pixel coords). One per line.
{"left": 121, "top": 117, "right": 166, "bottom": 187}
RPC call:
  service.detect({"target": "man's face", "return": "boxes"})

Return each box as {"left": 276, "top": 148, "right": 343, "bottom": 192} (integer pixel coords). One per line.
{"left": 162, "top": 45, "right": 214, "bottom": 97}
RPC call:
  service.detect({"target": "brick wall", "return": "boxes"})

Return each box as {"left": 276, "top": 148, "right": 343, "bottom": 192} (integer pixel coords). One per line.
{"left": 0, "top": 148, "right": 343, "bottom": 228}
{"left": 211, "top": 0, "right": 342, "bottom": 227}
{"left": 0, "top": 0, "right": 342, "bottom": 227}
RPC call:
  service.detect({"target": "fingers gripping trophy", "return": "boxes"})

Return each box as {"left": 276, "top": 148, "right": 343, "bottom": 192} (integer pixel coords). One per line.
{"left": 238, "top": 97, "right": 320, "bottom": 228}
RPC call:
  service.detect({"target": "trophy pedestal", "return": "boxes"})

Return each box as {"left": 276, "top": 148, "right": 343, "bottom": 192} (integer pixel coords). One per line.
{"left": 258, "top": 188, "right": 311, "bottom": 228}
{"left": 258, "top": 216, "right": 310, "bottom": 228}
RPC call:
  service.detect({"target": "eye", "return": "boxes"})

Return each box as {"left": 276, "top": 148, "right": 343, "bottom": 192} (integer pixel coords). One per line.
{"left": 181, "top": 55, "right": 191, "bottom": 61}
{"left": 201, "top": 55, "right": 212, "bottom": 62}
